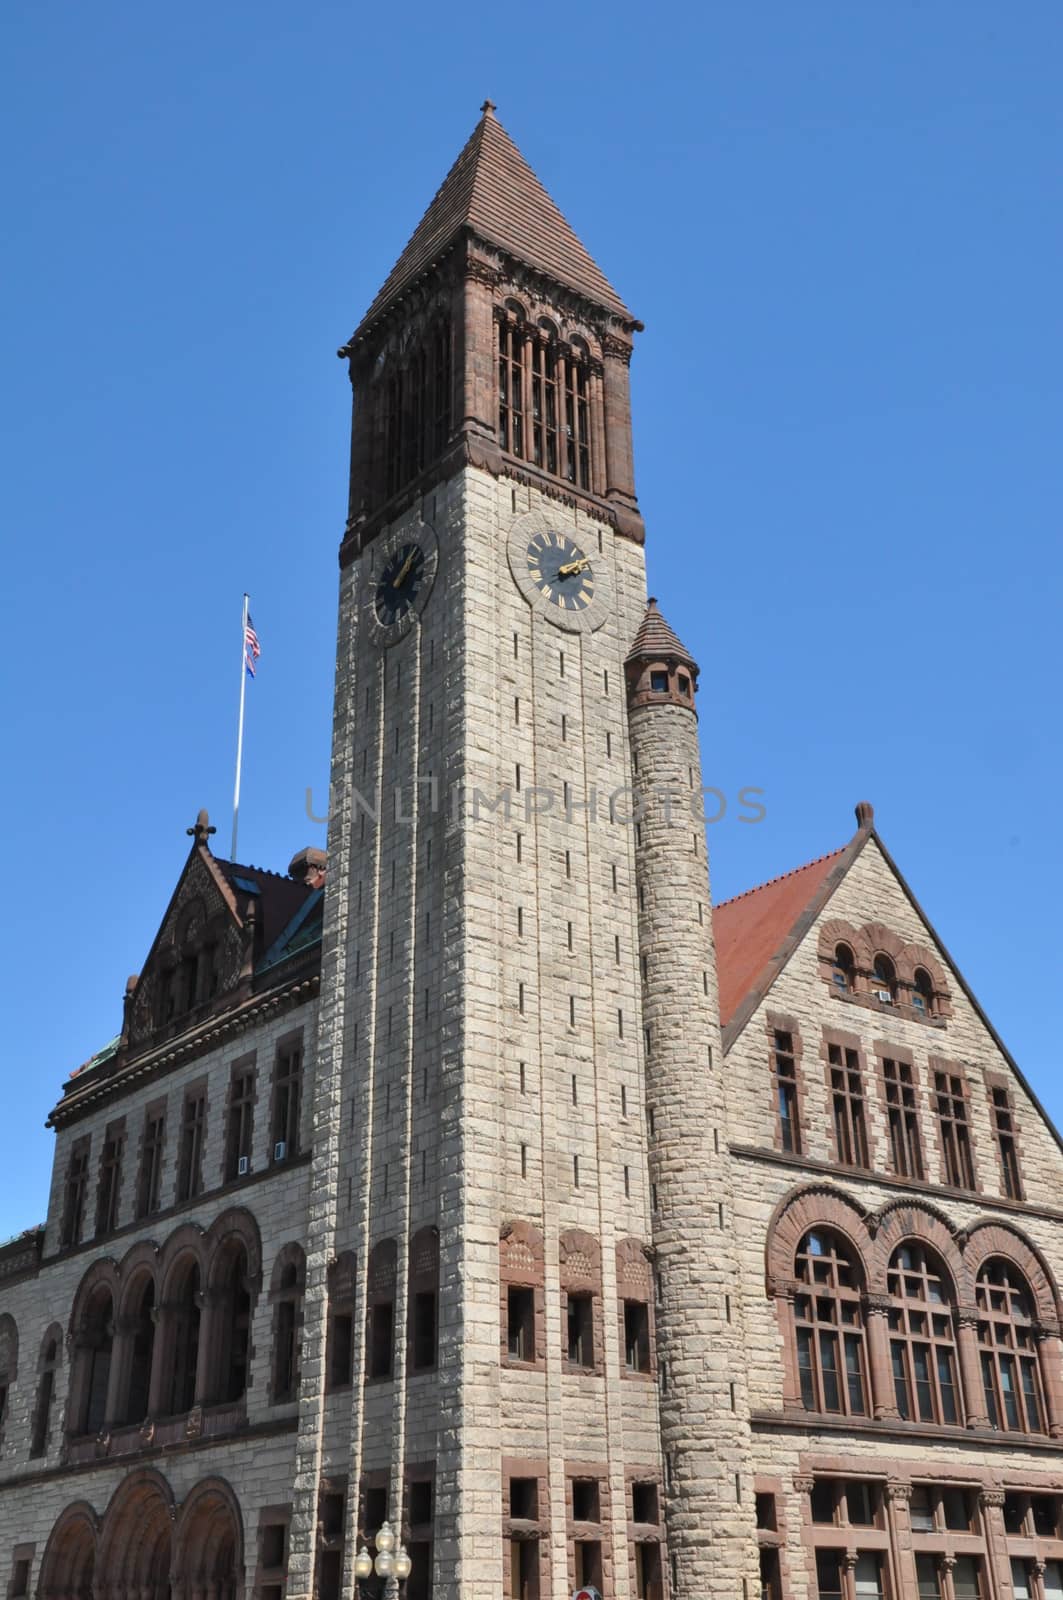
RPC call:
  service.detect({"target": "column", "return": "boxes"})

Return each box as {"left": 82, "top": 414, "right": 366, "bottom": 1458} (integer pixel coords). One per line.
{"left": 1035, "top": 1325, "right": 1063, "bottom": 1438}
{"left": 979, "top": 1488, "right": 1012, "bottom": 1599}
{"left": 864, "top": 1296, "right": 900, "bottom": 1421}
{"left": 956, "top": 1309, "right": 991, "bottom": 1428}
{"left": 884, "top": 1480, "right": 916, "bottom": 1598}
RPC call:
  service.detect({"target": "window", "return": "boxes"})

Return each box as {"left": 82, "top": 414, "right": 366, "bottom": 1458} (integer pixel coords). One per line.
{"left": 883, "top": 1058, "right": 923, "bottom": 1180}
{"left": 136, "top": 1106, "right": 165, "bottom": 1218}
{"left": 635, "top": 1541, "right": 663, "bottom": 1600}
{"left": 61, "top": 1137, "right": 90, "bottom": 1248}
{"left": 828, "top": 1043, "right": 870, "bottom": 1167}
{"left": 176, "top": 1088, "right": 206, "bottom": 1202}
{"left": 624, "top": 1300, "right": 651, "bottom": 1373}
{"left": 950, "top": 1557, "right": 984, "bottom": 1599}
{"left": 509, "top": 1537, "right": 539, "bottom": 1600}
{"left": 272, "top": 1041, "right": 302, "bottom": 1159}
{"left": 508, "top": 1287, "right": 535, "bottom": 1363}
{"left": 794, "top": 1231, "right": 867, "bottom": 1416}
{"left": 916, "top": 1556, "right": 945, "bottom": 1598}
{"left": 976, "top": 1258, "right": 1045, "bottom": 1432}
{"left": 73, "top": 1285, "right": 114, "bottom": 1435}
{"left": 773, "top": 1029, "right": 801, "bottom": 1153}
{"left": 872, "top": 954, "right": 897, "bottom": 1004}
{"left": 760, "top": 1548, "right": 782, "bottom": 1600}
{"left": 95, "top": 1120, "right": 125, "bottom": 1235}
{"left": 934, "top": 1069, "right": 976, "bottom": 1188}
{"left": 887, "top": 1244, "right": 961, "bottom": 1425}
{"left": 832, "top": 944, "right": 855, "bottom": 993}
{"left": 9, "top": 1557, "right": 31, "bottom": 1600}
{"left": 368, "top": 1303, "right": 393, "bottom": 1381}
{"left": 30, "top": 1334, "right": 59, "bottom": 1457}
{"left": 633, "top": 1482, "right": 659, "bottom": 1524}
{"left": 815, "top": 1552, "right": 886, "bottom": 1599}
{"left": 120, "top": 1278, "right": 155, "bottom": 1426}
{"left": 225, "top": 1061, "right": 256, "bottom": 1181}
{"left": 271, "top": 1260, "right": 302, "bottom": 1402}
{"left": 382, "top": 320, "right": 452, "bottom": 498}
{"left": 574, "top": 1542, "right": 603, "bottom": 1591}
{"left": 810, "top": 1480, "right": 881, "bottom": 1528}
{"left": 258, "top": 1516, "right": 290, "bottom": 1600}
{"left": 412, "top": 1291, "right": 437, "bottom": 1371}
{"left": 510, "top": 1478, "right": 538, "bottom": 1520}
{"left": 572, "top": 1479, "right": 600, "bottom": 1523}
{"left": 409, "top": 1227, "right": 439, "bottom": 1373}
{"left": 215, "top": 1240, "right": 253, "bottom": 1404}
{"left": 166, "top": 1260, "right": 200, "bottom": 1415}
{"left": 912, "top": 967, "right": 935, "bottom": 1016}
{"left": 316, "top": 1484, "right": 346, "bottom": 1600}
{"left": 566, "top": 1293, "right": 594, "bottom": 1368}
{"left": 498, "top": 313, "right": 593, "bottom": 490}
{"left": 990, "top": 1084, "right": 1023, "bottom": 1199}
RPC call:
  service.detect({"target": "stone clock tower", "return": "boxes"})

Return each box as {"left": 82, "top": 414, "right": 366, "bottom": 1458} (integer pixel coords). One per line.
{"left": 287, "top": 103, "right": 759, "bottom": 1598}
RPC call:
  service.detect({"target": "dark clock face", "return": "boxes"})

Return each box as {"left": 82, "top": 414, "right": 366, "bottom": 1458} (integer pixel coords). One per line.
{"left": 525, "top": 531, "right": 595, "bottom": 613}
{"left": 375, "top": 542, "right": 426, "bottom": 626}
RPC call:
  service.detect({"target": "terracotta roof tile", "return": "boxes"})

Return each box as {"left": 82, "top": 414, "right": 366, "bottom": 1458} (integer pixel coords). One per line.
{"left": 354, "top": 104, "right": 633, "bottom": 335}
{"left": 625, "top": 598, "right": 698, "bottom": 670}
{"left": 713, "top": 847, "right": 847, "bottom": 1026}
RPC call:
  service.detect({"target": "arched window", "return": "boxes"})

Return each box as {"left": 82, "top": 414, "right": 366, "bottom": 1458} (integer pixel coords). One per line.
{"left": 498, "top": 313, "right": 593, "bottom": 490}
{"left": 0, "top": 1313, "right": 17, "bottom": 1445}
{"left": 912, "top": 967, "right": 935, "bottom": 1017}
{"left": 214, "top": 1240, "right": 252, "bottom": 1404}
{"left": 793, "top": 1230, "right": 868, "bottom": 1416}
{"left": 270, "top": 1247, "right": 305, "bottom": 1404}
{"left": 831, "top": 944, "right": 855, "bottom": 993}
{"left": 383, "top": 319, "right": 453, "bottom": 498}
{"left": 122, "top": 1277, "right": 156, "bottom": 1425}
{"left": 30, "top": 1329, "right": 60, "bottom": 1457}
{"left": 409, "top": 1227, "right": 439, "bottom": 1373}
{"left": 887, "top": 1244, "right": 961, "bottom": 1425}
{"left": 326, "top": 1252, "right": 356, "bottom": 1391}
{"left": 872, "top": 954, "right": 897, "bottom": 1005}
{"left": 977, "top": 1259, "right": 1046, "bottom": 1433}
{"left": 73, "top": 1285, "right": 114, "bottom": 1435}
{"left": 166, "top": 1259, "right": 201, "bottom": 1416}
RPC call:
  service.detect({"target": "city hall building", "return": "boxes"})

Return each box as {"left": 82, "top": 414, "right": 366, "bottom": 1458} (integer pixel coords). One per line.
{"left": 1, "top": 105, "right": 1060, "bottom": 1600}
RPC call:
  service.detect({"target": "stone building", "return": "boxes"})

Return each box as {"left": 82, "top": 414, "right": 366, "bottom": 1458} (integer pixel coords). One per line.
{"left": 1, "top": 104, "right": 1060, "bottom": 1600}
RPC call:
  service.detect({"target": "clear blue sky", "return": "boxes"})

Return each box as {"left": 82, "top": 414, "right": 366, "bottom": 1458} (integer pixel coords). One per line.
{"left": 1, "top": 3, "right": 1060, "bottom": 1239}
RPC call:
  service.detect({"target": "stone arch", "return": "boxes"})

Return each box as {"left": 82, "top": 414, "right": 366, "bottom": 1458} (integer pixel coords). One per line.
{"left": 157, "top": 1247, "right": 203, "bottom": 1418}
{"left": 158, "top": 1224, "right": 209, "bottom": 1300}
{"left": 206, "top": 1223, "right": 259, "bottom": 1407}
{"left": 499, "top": 1221, "right": 545, "bottom": 1368}
{"left": 867, "top": 1198, "right": 963, "bottom": 1296}
{"left": 30, "top": 1322, "right": 63, "bottom": 1457}
{"left": 765, "top": 1184, "right": 872, "bottom": 1294}
{"left": 818, "top": 918, "right": 872, "bottom": 970}
{"left": 205, "top": 1207, "right": 263, "bottom": 1287}
{"left": 38, "top": 1500, "right": 98, "bottom": 1600}
{"left": 906, "top": 942, "right": 949, "bottom": 995}
{"left": 98, "top": 1469, "right": 174, "bottom": 1599}
{"left": 67, "top": 1262, "right": 118, "bottom": 1438}
{"left": 559, "top": 1229, "right": 603, "bottom": 1375}
{"left": 615, "top": 1238, "right": 656, "bottom": 1379}
{"left": 67, "top": 1258, "right": 120, "bottom": 1339}
{"left": 863, "top": 920, "right": 908, "bottom": 973}
{"left": 174, "top": 1476, "right": 244, "bottom": 1600}
{"left": 960, "top": 1219, "right": 1061, "bottom": 1325}
{"left": 115, "top": 1239, "right": 161, "bottom": 1319}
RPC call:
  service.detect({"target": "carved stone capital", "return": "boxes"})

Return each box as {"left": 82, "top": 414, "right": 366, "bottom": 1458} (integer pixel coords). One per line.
{"left": 863, "top": 1293, "right": 893, "bottom": 1318}
{"left": 979, "top": 1489, "right": 1006, "bottom": 1510}
{"left": 793, "top": 1475, "right": 815, "bottom": 1495}
{"left": 956, "top": 1305, "right": 982, "bottom": 1330}
{"left": 601, "top": 332, "right": 632, "bottom": 364}
{"left": 770, "top": 1277, "right": 801, "bottom": 1303}
{"left": 885, "top": 1480, "right": 913, "bottom": 1503}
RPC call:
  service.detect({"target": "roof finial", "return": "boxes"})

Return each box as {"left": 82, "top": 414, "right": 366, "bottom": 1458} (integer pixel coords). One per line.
{"left": 480, "top": 98, "right": 497, "bottom": 117}
{"left": 855, "top": 800, "right": 874, "bottom": 830}
{"left": 187, "top": 808, "right": 217, "bottom": 847}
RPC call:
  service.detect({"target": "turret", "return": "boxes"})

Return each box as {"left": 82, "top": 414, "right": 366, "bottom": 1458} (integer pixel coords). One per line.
{"left": 626, "top": 600, "right": 760, "bottom": 1596}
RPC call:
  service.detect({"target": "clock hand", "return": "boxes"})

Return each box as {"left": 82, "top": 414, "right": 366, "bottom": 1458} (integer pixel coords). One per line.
{"left": 557, "top": 557, "right": 592, "bottom": 579}
{"left": 392, "top": 550, "right": 417, "bottom": 589}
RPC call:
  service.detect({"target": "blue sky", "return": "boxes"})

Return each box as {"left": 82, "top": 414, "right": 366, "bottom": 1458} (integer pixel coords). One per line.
{"left": 1, "top": 2, "right": 1060, "bottom": 1239}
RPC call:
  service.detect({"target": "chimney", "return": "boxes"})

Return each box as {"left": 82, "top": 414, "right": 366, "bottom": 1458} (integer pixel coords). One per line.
{"left": 288, "top": 847, "right": 327, "bottom": 888}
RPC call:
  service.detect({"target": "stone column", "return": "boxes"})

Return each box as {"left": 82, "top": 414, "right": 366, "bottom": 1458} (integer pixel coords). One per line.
{"left": 193, "top": 1287, "right": 217, "bottom": 1408}
{"left": 884, "top": 1481, "right": 915, "bottom": 1598}
{"left": 1035, "top": 1324, "right": 1063, "bottom": 1438}
{"left": 627, "top": 608, "right": 759, "bottom": 1598}
{"left": 955, "top": 1308, "right": 991, "bottom": 1428}
{"left": 864, "top": 1296, "right": 900, "bottom": 1420}
{"left": 979, "top": 1488, "right": 1012, "bottom": 1598}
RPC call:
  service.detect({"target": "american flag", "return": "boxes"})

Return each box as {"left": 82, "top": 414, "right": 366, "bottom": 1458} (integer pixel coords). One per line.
{"left": 245, "top": 615, "right": 261, "bottom": 678}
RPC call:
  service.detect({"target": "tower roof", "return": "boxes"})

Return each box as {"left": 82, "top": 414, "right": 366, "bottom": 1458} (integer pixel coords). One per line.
{"left": 625, "top": 598, "right": 698, "bottom": 672}
{"left": 354, "top": 102, "right": 635, "bottom": 336}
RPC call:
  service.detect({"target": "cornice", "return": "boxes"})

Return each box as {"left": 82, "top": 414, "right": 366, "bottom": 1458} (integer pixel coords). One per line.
{"left": 751, "top": 1407, "right": 1063, "bottom": 1455}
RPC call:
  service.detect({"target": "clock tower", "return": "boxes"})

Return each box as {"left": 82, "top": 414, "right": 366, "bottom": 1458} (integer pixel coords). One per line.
{"left": 288, "top": 103, "right": 759, "bottom": 1598}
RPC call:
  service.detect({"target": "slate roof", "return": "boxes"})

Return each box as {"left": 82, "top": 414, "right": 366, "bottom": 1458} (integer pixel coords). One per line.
{"left": 625, "top": 598, "right": 698, "bottom": 670}
{"left": 216, "top": 859, "right": 316, "bottom": 958}
{"left": 354, "top": 102, "right": 634, "bottom": 336}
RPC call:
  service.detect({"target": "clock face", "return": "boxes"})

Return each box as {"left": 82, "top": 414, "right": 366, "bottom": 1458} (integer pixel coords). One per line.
{"left": 525, "top": 531, "right": 595, "bottom": 614}
{"left": 375, "top": 541, "right": 427, "bottom": 627}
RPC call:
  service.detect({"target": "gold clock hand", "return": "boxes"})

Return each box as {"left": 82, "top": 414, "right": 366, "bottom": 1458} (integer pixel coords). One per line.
{"left": 392, "top": 550, "right": 417, "bottom": 589}
{"left": 557, "top": 556, "right": 591, "bottom": 578}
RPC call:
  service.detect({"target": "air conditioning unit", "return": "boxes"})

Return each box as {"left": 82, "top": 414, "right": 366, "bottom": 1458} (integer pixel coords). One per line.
{"left": 237, "top": 1156, "right": 250, "bottom": 1177}
{"left": 274, "top": 1141, "right": 288, "bottom": 1162}
{"left": 876, "top": 989, "right": 893, "bottom": 1004}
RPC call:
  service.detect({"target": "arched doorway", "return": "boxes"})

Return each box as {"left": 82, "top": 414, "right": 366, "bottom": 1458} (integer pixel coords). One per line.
{"left": 98, "top": 1471, "right": 174, "bottom": 1600}
{"left": 175, "top": 1479, "right": 244, "bottom": 1600}
{"left": 37, "top": 1502, "right": 97, "bottom": 1600}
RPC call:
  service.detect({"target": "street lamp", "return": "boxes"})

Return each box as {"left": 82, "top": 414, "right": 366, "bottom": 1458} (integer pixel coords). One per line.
{"left": 353, "top": 1521, "right": 413, "bottom": 1596}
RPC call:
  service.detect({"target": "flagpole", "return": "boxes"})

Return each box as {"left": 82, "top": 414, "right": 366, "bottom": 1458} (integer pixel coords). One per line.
{"left": 232, "top": 593, "right": 249, "bottom": 861}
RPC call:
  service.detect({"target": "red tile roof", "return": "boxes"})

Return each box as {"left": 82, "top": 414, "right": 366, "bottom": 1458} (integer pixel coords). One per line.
{"left": 713, "top": 848, "right": 847, "bottom": 1026}
{"left": 625, "top": 598, "right": 698, "bottom": 670}
{"left": 354, "top": 103, "right": 634, "bottom": 335}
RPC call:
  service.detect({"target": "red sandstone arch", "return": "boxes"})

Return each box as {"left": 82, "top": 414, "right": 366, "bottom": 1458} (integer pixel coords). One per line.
{"left": 38, "top": 1500, "right": 98, "bottom": 1600}
{"left": 960, "top": 1219, "right": 1061, "bottom": 1325}
{"left": 67, "top": 1258, "right": 119, "bottom": 1340}
{"left": 906, "top": 942, "right": 950, "bottom": 999}
{"left": 205, "top": 1207, "right": 263, "bottom": 1287}
{"left": 765, "top": 1184, "right": 872, "bottom": 1294}
{"left": 158, "top": 1225, "right": 209, "bottom": 1300}
{"left": 98, "top": 1469, "right": 174, "bottom": 1599}
{"left": 174, "top": 1477, "right": 243, "bottom": 1600}
{"left": 115, "top": 1239, "right": 161, "bottom": 1318}
{"left": 867, "top": 1198, "right": 963, "bottom": 1296}
{"left": 818, "top": 919, "right": 873, "bottom": 972}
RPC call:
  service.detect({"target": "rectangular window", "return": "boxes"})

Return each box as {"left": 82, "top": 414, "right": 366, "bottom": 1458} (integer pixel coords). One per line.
{"left": 412, "top": 1290, "right": 437, "bottom": 1371}
{"left": 883, "top": 1057, "right": 923, "bottom": 1179}
{"left": 815, "top": 1549, "right": 844, "bottom": 1600}
{"left": 635, "top": 1541, "right": 662, "bottom": 1600}
{"left": 566, "top": 1293, "right": 594, "bottom": 1368}
{"left": 507, "top": 1287, "right": 535, "bottom": 1362}
{"left": 225, "top": 1060, "right": 256, "bottom": 1181}
{"left": 176, "top": 1088, "right": 206, "bottom": 1203}
{"left": 759, "top": 1548, "right": 781, "bottom": 1600}
{"left": 951, "top": 1557, "right": 984, "bottom": 1599}
{"left": 368, "top": 1302, "right": 393, "bottom": 1380}
{"left": 406, "top": 1541, "right": 433, "bottom": 1600}
{"left": 61, "top": 1136, "right": 90, "bottom": 1248}
{"left": 574, "top": 1542, "right": 603, "bottom": 1591}
{"left": 624, "top": 1300, "right": 651, "bottom": 1372}
{"left": 828, "top": 1043, "right": 869, "bottom": 1168}
{"left": 9, "top": 1558, "right": 31, "bottom": 1600}
{"left": 509, "top": 1537, "right": 539, "bottom": 1600}
{"left": 572, "top": 1479, "right": 600, "bottom": 1522}
{"left": 510, "top": 1478, "right": 538, "bottom": 1520}
{"left": 990, "top": 1083, "right": 1023, "bottom": 1199}
{"left": 934, "top": 1069, "right": 976, "bottom": 1188}
{"left": 327, "top": 1313, "right": 353, "bottom": 1390}
{"left": 95, "top": 1119, "right": 125, "bottom": 1235}
{"left": 272, "top": 1040, "right": 303, "bottom": 1159}
{"left": 916, "top": 1555, "right": 944, "bottom": 1598}
{"left": 633, "top": 1482, "right": 659, "bottom": 1523}
{"left": 136, "top": 1107, "right": 166, "bottom": 1218}
{"left": 773, "top": 1029, "right": 801, "bottom": 1153}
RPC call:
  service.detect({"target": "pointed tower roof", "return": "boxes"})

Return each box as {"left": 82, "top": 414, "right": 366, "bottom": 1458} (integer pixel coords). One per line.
{"left": 354, "top": 101, "right": 635, "bottom": 336}
{"left": 625, "top": 598, "right": 699, "bottom": 671}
